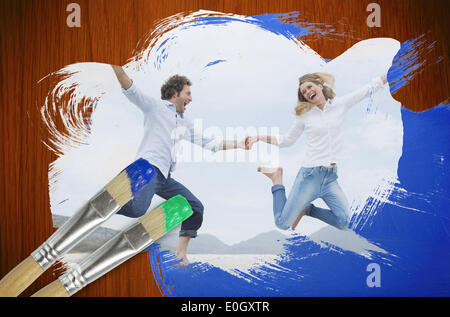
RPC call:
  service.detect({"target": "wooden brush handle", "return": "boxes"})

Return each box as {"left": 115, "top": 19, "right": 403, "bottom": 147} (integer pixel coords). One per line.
{"left": 32, "top": 279, "right": 69, "bottom": 297}
{"left": 0, "top": 255, "right": 44, "bottom": 297}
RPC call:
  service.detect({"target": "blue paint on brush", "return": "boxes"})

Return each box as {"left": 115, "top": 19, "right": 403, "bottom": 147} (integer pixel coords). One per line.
{"left": 123, "top": 158, "right": 156, "bottom": 196}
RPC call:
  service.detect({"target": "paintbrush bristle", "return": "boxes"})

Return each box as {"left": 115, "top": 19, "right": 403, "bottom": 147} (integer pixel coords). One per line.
{"left": 139, "top": 206, "right": 166, "bottom": 241}
{"left": 104, "top": 170, "right": 133, "bottom": 207}
{"left": 139, "top": 195, "right": 194, "bottom": 241}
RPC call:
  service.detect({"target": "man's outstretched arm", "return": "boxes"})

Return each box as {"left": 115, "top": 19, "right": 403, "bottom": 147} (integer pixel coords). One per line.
{"left": 111, "top": 65, "right": 133, "bottom": 90}
{"left": 219, "top": 140, "right": 248, "bottom": 151}
{"left": 111, "top": 65, "right": 157, "bottom": 112}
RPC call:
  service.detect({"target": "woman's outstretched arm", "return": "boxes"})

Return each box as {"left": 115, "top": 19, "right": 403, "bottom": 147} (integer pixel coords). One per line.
{"left": 339, "top": 73, "right": 388, "bottom": 110}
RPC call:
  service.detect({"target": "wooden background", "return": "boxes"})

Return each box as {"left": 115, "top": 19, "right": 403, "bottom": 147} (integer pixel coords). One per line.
{"left": 0, "top": 0, "right": 449, "bottom": 297}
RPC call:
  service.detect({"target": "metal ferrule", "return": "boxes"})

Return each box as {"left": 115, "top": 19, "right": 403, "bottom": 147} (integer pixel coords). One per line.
{"left": 31, "top": 189, "right": 121, "bottom": 270}
{"left": 59, "top": 221, "right": 153, "bottom": 296}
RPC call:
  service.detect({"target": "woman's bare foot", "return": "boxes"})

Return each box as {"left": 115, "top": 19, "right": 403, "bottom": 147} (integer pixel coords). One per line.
{"left": 257, "top": 167, "right": 283, "bottom": 185}
{"left": 291, "top": 208, "right": 307, "bottom": 230}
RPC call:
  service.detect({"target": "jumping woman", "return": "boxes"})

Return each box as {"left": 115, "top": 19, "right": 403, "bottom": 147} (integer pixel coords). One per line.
{"left": 247, "top": 72, "right": 388, "bottom": 231}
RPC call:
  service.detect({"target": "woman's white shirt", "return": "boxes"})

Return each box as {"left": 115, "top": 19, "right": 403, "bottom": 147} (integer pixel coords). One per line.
{"left": 277, "top": 77, "right": 385, "bottom": 167}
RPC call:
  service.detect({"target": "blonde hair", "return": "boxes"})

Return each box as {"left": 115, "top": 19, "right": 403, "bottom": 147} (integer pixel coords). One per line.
{"left": 295, "top": 72, "right": 336, "bottom": 116}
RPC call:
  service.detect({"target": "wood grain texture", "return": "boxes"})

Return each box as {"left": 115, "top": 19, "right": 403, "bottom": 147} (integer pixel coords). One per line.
{"left": 0, "top": 255, "right": 43, "bottom": 297}
{"left": 0, "top": 0, "right": 449, "bottom": 297}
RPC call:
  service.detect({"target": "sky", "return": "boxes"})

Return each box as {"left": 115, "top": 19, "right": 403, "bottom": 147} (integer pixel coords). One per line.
{"left": 47, "top": 13, "right": 402, "bottom": 246}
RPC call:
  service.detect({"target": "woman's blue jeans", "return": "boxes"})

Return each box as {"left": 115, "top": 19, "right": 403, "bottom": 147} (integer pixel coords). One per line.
{"left": 271, "top": 165, "right": 350, "bottom": 230}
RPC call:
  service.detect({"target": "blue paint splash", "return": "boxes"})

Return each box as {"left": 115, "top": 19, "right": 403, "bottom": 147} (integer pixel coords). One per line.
{"left": 151, "top": 35, "right": 179, "bottom": 70}
{"left": 204, "top": 59, "right": 227, "bottom": 68}
{"left": 154, "top": 105, "right": 450, "bottom": 297}
{"left": 186, "top": 12, "right": 349, "bottom": 41}
{"left": 247, "top": 13, "right": 311, "bottom": 39}
{"left": 387, "top": 33, "right": 441, "bottom": 94}
{"left": 246, "top": 12, "right": 360, "bottom": 43}
{"left": 124, "top": 158, "right": 156, "bottom": 196}
{"left": 150, "top": 11, "right": 353, "bottom": 71}
{"left": 57, "top": 198, "right": 69, "bottom": 205}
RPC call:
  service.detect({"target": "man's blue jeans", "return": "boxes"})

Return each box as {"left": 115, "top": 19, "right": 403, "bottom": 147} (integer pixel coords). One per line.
{"left": 118, "top": 165, "right": 203, "bottom": 238}
{"left": 271, "top": 165, "right": 350, "bottom": 230}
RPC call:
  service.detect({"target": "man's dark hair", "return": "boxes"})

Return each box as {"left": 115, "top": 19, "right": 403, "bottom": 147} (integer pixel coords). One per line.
{"left": 160, "top": 75, "right": 192, "bottom": 100}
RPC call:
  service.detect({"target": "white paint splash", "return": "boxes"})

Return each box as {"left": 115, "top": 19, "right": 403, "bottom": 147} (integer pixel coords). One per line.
{"left": 41, "top": 11, "right": 403, "bottom": 272}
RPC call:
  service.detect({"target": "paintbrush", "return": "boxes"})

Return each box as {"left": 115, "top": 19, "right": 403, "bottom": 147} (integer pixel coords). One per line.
{"left": 31, "top": 195, "right": 193, "bottom": 297}
{"left": 0, "top": 158, "right": 155, "bottom": 297}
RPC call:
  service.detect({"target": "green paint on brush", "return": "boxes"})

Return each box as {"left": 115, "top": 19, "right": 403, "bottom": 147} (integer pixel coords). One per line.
{"left": 159, "top": 195, "right": 193, "bottom": 232}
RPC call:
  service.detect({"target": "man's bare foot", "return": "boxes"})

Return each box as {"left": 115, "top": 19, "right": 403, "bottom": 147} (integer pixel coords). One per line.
{"left": 175, "top": 253, "right": 190, "bottom": 267}
{"left": 257, "top": 167, "right": 283, "bottom": 185}
{"left": 291, "top": 208, "right": 307, "bottom": 230}
{"left": 175, "top": 236, "right": 191, "bottom": 266}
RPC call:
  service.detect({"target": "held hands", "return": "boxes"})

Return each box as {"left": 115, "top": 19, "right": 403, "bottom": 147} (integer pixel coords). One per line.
{"left": 228, "top": 136, "right": 258, "bottom": 150}
{"left": 221, "top": 138, "right": 257, "bottom": 151}
{"left": 243, "top": 135, "right": 258, "bottom": 150}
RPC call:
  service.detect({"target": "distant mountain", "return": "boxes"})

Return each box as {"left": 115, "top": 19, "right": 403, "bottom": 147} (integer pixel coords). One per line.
{"left": 158, "top": 232, "right": 232, "bottom": 254}
{"left": 158, "top": 229, "right": 288, "bottom": 254}
{"left": 53, "top": 214, "right": 289, "bottom": 255}
{"left": 230, "top": 230, "right": 287, "bottom": 254}
{"left": 306, "top": 226, "right": 387, "bottom": 256}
